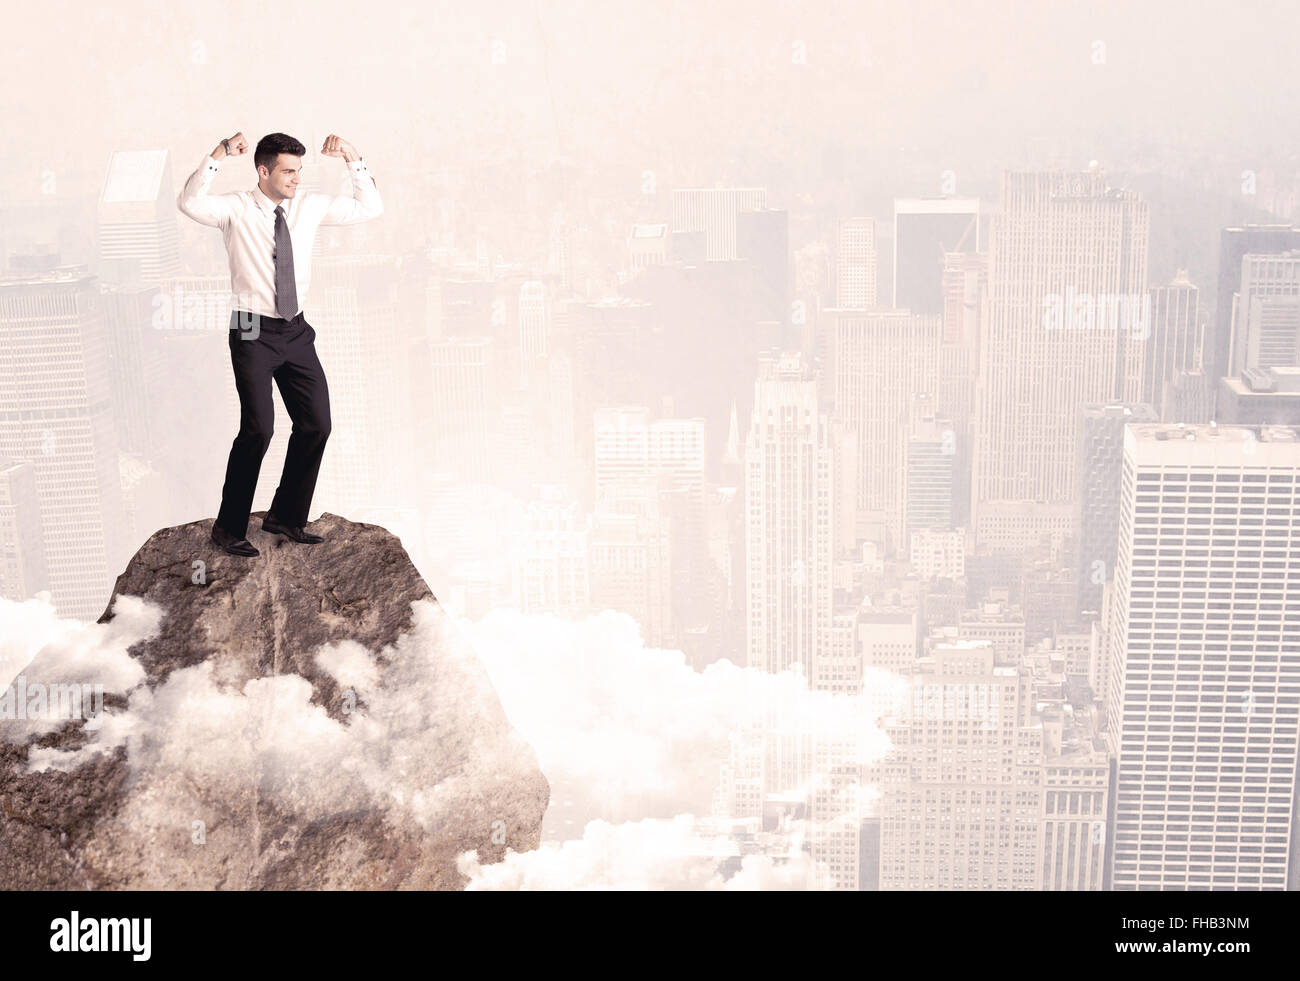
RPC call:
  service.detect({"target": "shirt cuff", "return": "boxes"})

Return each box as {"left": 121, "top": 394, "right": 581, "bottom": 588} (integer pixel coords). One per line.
{"left": 349, "top": 159, "right": 370, "bottom": 175}
{"left": 205, "top": 154, "right": 220, "bottom": 172}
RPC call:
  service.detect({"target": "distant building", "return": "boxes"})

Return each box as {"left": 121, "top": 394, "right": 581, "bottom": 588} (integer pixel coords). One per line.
{"left": 1145, "top": 270, "right": 1202, "bottom": 418}
{"left": 1228, "top": 250, "right": 1300, "bottom": 375}
{"left": 1212, "top": 225, "right": 1300, "bottom": 385}
{"left": 0, "top": 268, "right": 127, "bottom": 618}
{"left": 893, "top": 198, "right": 980, "bottom": 315}
{"left": 1218, "top": 366, "right": 1300, "bottom": 424}
{"left": 0, "top": 459, "right": 47, "bottom": 601}
{"left": 98, "top": 149, "right": 180, "bottom": 285}
{"left": 627, "top": 222, "right": 668, "bottom": 274}
{"left": 973, "top": 170, "right": 1149, "bottom": 548}
{"left": 835, "top": 217, "right": 877, "bottom": 309}
{"left": 1075, "top": 403, "right": 1157, "bottom": 613}
{"left": 671, "top": 187, "right": 766, "bottom": 261}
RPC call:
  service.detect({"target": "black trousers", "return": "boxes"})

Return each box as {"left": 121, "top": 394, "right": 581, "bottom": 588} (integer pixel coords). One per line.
{"left": 215, "top": 310, "right": 331, "bottom": 538}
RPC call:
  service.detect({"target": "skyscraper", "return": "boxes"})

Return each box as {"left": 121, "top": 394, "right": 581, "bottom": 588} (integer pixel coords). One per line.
{"left": 1145, "top": 270, "right": 1202, "bottom": 419}
{"left": 973, "top": 170, "right": 1149, "bottom": 546}
{"left": 0, "top": 459, "right": 47, "bottom": 602}
{"left": 0, "top": 269, "right": 126, "bottom": 618}
{"left": 743, "top": 354, "right": 848, "bottom": 860}
{"left": 97, "top": 150, "right": 181, "bottom": 286}
{"left": 1075, "top": 403, "right": 1157, "bottom": 615}
{"left": 745, "top": 352, "right": 837, "bottom": 679}
{"left": 100, "top": 283, "right": 166, "bottom": 458}
{"left": 594, "top": 406, "right": 707, "bottom": 643}
{"left": 835, "top": 217, "right": 877, "bottom": 309}
{"left": 938, "top": 251, "right": 986, "bottom": 528}
{"left": 904, "top": 398, "right": 956, "bottom": 542}
{"left": 1106, "top": 423, "right": 1300, "bottom": 890}
{"left": 832, "top": 310, "right": 941, "bottom": 550}
{"left": 893, "top": 198, "right": 980, "bottom": 315}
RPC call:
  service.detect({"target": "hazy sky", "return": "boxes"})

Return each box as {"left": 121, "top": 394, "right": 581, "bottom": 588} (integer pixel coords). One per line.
{"left": 5, "top": 0, "right": 1298, "bottom": 201}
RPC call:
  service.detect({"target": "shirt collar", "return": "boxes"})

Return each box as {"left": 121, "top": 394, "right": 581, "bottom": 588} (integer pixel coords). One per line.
{"left": 252, "top": 183, "right": 291, "bottom": 217}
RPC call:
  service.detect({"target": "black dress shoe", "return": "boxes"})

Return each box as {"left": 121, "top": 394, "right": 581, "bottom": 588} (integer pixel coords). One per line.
{"left": 261, "top": 512, "right": 324, "bottom": 544}
{"left": 211, "top": 522, "right": 260, "bottom": 556}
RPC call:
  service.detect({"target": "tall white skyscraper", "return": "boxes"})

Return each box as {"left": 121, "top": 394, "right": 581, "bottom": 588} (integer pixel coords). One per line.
{"left": 1106, "top": 423, "right": 1300, "bottom": 889}
{"left": 831, "top": 310, "right": 941, "bottom": 550}
{"left": 740, "top": 364, "right": 869, "bottom": 890}
{"left": 835, "top": 217, "right": 877, "bottom": 309}
{"left": 745, "top": 352, "right": 837, "bottom": 680}
{"left": 973, "top": 170, "right": 1149, "bottom": 546}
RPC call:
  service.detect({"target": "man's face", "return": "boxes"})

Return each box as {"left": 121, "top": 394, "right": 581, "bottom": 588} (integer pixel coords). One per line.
{"left": 260, "top": 153, "right": 302, "bottom": 199}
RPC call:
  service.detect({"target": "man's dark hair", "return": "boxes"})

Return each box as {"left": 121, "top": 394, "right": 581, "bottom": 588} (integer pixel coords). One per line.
{"left": 254, "top": 133, "right": 307, "bottom": 173}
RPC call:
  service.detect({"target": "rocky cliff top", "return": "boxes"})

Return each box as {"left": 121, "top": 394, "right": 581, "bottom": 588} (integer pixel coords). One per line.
{"left": 0, "top": 513, "right": 548, "bottom": 889}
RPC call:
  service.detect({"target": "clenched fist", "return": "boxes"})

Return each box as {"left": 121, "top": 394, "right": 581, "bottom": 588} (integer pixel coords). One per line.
{"left": 212, "top": 132, "right": 249, "bottom": 160}
{"left": 320, "top": 134, "right": 359, "bottom": 162}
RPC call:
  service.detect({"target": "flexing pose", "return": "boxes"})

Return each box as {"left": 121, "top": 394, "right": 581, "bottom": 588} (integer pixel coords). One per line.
{"left": 177, "top": 131, "right": 383, "bottom": 556}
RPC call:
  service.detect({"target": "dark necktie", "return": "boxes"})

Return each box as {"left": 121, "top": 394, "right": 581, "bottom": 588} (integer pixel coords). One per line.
{"left": 273, "top": 204, "right": 298, "bottom": 320}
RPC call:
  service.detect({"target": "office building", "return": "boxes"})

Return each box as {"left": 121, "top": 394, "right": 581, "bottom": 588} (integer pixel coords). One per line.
{"left": 1105, "top": 423, "right": 1300, "bottom": 889}
{"left": 973, "top": 170, "right": 1149, "bottom": 546}
{"left": 893, "top": 198, "right": 980, "bottom": 315}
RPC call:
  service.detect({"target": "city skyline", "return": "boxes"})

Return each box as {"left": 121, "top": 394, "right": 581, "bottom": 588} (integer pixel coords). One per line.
{"left": 3, "top": 1, "right": 1299, "bottom": 899}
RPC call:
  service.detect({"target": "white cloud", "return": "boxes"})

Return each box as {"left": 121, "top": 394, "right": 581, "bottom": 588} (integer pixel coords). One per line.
{"left": 458, "top": 814, "right": 817, "bottom": 890}
{"left": 0, "top": 595, "right": 907, "bottom": 889}
{"left": 0, "top": 594, "right": 154, "bottom": 740}
{"left": 452, "top": 607, "right": 908, "bottom": 887}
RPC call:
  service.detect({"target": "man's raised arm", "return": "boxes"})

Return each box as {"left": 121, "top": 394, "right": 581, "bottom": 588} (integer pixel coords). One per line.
{"left": 176, "top": 132, "right": 248, "bottom": 228}
{"left": 319, "top": 134, "right": 383, "bottom": 225}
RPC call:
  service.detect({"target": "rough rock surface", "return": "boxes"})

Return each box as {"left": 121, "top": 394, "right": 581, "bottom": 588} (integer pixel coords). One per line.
{"left": 0, "top": 512, "right": 549, "bottom": 889}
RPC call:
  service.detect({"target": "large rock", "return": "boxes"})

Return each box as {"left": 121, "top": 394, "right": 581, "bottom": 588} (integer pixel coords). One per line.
{"left": 0, "top": 512, "right": 549, "bottom": 889}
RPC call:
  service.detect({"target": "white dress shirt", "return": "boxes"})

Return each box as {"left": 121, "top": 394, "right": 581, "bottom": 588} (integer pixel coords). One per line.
{"left": 177, "top": 153, "right": 383, "bottom": 320}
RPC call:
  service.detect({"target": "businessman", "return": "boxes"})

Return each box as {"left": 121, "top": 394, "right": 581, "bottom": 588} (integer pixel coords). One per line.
{"left": 177, "top": 131, "right": 383, "bottom": 556}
